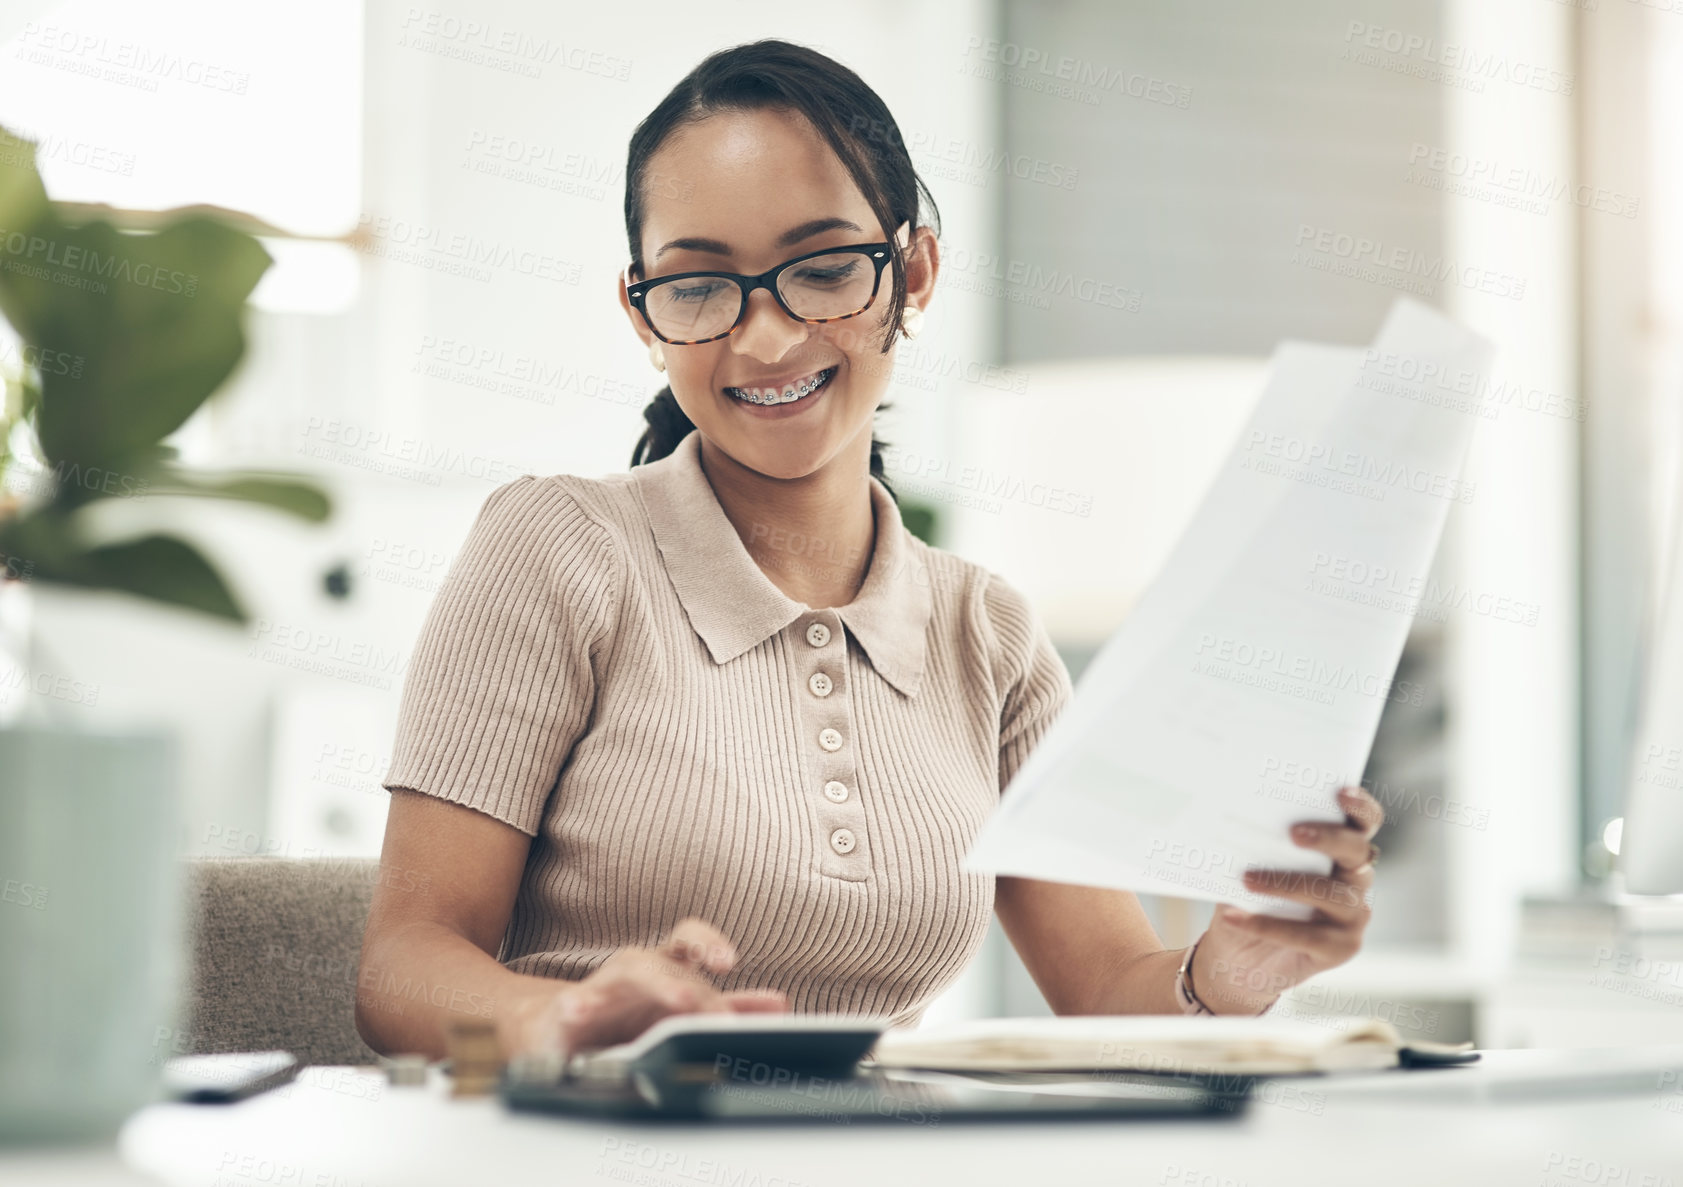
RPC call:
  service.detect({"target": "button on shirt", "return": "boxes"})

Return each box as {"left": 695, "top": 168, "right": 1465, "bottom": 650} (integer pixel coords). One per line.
{"left": 381, "top": 430, "right": 1073, "bottom": 1028}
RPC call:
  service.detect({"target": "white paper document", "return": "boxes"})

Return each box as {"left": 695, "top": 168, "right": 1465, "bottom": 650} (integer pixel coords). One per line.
{"left": 965, "top": 298, "right": 1495, "bottom": 919}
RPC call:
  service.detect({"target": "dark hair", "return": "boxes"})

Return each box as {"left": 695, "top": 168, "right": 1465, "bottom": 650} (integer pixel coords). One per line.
{"left": 623, "top": 39, "right": 943, "bottom": 501}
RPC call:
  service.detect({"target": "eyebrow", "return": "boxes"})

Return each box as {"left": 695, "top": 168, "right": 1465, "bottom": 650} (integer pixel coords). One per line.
{"left": 653, "top": 216, "right": 866, "bottom": 263}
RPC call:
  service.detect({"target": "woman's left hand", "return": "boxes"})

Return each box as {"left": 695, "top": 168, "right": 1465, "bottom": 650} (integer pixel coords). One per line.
{"left": 1189, "top": 784, "right": 1385, "bottom": 1014}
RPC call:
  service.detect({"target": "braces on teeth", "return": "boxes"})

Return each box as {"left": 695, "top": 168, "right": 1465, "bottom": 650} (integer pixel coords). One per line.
{"left": 730, "top": 368, "right": 833, "bottom": 405}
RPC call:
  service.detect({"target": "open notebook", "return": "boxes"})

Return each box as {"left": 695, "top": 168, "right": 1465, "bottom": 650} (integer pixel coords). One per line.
{"left": 868, "top": 1015, "right": 1475, "bottom": 1076}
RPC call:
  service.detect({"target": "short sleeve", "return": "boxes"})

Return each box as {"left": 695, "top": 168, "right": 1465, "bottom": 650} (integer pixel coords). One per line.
{"left": 381, "top": 477, "right": 619, "bottom": 836}
{"left": 982, "top": 572, "right": 1074, "bottom": 794}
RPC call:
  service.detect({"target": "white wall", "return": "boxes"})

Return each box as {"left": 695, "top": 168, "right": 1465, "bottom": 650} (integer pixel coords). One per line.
{"left": 1438, "top": 0, "right": 1580, "bottom": 973}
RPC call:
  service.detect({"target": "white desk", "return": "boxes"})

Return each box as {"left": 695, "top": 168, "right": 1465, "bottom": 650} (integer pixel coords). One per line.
{"left": 89, "top": 1049, "right": 1683, "bottom": 1187}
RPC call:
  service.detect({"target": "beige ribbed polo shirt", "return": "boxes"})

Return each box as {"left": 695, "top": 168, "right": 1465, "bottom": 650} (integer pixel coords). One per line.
{"left": 382, "top": 430, "right": 1072, "bottom": 1027}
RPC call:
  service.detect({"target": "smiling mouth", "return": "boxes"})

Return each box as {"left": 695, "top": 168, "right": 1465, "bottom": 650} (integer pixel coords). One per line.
{"left": 724, "top": 366, "right": 838, "bottom": 406}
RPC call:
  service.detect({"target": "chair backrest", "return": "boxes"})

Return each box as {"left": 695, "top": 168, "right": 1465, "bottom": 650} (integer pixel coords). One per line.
{"left": 180, "top": 857, "right": 382, "bottom": 1066}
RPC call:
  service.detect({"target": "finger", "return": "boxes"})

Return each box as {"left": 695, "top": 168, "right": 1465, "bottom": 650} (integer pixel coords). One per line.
{"left": 1336, "top": 784, "right": 1384, "bottom": 837}
{"left": 1242, "top": 868, "right": 1369, "bottom": 921}
{"left": 1217, "top": 906, "right": 1360, "bottom": 964}
{"left": 661, "top": 918, "right": 739, "bottom": 974}
{"left": 562, "top": 973, "right": 725, "bottom": 1053}
{"left": 613, "top": 955, "right": 730, "bottom": 1013}
{"left": 723, "top": 989, "right": 790, "bottom": 1013}
{"left": 1289, "top": 821, "right": 1378, "bottom": 877}
{"left": 649, "top": 976, "right": 712, "bottom": 1014}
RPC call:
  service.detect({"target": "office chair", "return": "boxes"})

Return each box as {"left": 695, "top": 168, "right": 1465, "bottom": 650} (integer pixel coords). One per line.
{"left": 179, "top": 857, "right": 383, "bottom": 1067}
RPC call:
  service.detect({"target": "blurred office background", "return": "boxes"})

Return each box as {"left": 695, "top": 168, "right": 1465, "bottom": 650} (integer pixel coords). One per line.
{"left": 1, "top": 0, "right": 1680, "bottom": 1048}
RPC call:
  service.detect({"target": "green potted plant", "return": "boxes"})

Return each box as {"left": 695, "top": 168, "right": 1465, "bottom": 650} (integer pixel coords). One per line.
{"left": 0, "top": 128, "right": 331, "bottom": 1145}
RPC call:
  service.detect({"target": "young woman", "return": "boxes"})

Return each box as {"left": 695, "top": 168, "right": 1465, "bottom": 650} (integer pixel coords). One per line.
{"left": 355, "top": 39, "right": 1384, "bottom": 1061}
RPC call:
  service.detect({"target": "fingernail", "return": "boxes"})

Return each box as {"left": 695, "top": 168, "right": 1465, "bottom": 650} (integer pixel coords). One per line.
{"left": 1293, "top": 824, "right": 1319, "bottom": 840}
{"left": 1219, "top": 906, "right": 1248, "bottom": 922}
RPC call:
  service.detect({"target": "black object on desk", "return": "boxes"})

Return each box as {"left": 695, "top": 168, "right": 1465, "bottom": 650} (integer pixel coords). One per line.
{"left": 1398, "top": 1045, "right": 1481, "bottom": 1068}
{"left": 162, "top": 1051, "right": 300, "bottom": 1103}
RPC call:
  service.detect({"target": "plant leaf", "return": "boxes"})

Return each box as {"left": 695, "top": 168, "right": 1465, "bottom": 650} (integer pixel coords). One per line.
{"left": 0, "top": 129, "right": 273, "bottom": 485}
{"left": 17, "top": 216, "right": 271, "bottom": 482}
{"left": 47, "top": 533, "right": 246, "bottom": 623}
{"left": 0, "top": 129, "right": 51, "bottom": 251}
{"left": 144, "top": 468, "right": 332, "bottom": 522}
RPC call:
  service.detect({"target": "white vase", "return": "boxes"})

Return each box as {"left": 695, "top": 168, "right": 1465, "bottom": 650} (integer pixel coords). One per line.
{"left": 0, "top": 579, "right": 183, "bottom": 1144}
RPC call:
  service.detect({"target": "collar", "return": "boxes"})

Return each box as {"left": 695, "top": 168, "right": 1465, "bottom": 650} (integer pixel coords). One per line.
{"left": 632, "top": 431, "right": 933, "bottom": 697}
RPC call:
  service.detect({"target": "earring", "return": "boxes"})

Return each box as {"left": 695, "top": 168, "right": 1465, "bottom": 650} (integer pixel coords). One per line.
{"left": 900, "top": 306, "right": 925, "bottom": 339}
{"left": 648, "top": 340, "right": 666, "bottom": 372}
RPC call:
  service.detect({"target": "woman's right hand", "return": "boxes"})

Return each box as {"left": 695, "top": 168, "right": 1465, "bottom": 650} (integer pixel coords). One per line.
{"left": 502, "top": 917, "right": 788, "bottom": 1057}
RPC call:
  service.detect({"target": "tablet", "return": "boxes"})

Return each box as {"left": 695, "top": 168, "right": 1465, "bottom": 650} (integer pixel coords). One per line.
{"left": 500, "top": 1015, "right": 1252, "bottom": 1124}
{"left": 502, "top": 1064, "right": 1252, "bottom": 1124}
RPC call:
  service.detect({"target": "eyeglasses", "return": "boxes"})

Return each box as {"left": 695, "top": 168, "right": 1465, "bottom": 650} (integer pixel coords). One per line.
{"left": 624, "top": 239, "right": 898, "bottom": 345}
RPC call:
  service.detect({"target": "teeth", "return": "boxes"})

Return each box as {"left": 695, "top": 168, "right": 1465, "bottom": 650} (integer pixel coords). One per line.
{"left": 729, "top": 367, "right": 832, "bottom": 405}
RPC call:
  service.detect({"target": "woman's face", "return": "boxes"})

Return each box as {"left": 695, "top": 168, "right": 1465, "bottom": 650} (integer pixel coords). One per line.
{"left": 619, "top": 106, "right": 937, "bottom": 482}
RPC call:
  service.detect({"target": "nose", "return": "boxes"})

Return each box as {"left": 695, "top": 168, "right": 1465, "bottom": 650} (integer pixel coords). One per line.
{"left": 729, "top": 286, "right": 810, "bottom": 364}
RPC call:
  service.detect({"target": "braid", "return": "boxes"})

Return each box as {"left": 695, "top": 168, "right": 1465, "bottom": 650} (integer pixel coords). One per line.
{"left": 630, "top": 386, "right": 695, "bottom": 467}
{"left": 869, "top": 430, "right": 896, "bottom": 503}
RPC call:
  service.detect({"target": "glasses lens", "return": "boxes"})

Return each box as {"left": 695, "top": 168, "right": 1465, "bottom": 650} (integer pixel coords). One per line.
{"left": 645, "top": 276, "right": 743, "bottom": 342}
{"left": 777, "top": 251, "right": 878, "bottom": 320}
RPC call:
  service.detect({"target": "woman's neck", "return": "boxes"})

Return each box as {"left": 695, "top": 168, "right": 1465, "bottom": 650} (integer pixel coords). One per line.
{"left": 697, "top": 434, "right": 877, "bottom": 610}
